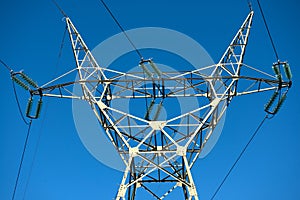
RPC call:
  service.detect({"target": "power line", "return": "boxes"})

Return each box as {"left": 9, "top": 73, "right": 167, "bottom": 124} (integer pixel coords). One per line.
{"left": 51, "top": 0, "right": 68, "bottom": 17}
{"left": 1, "top": 59, "right": 30, "bottom": 125}
{"left": 22, "top": 102, "right": 48, "bottom": 200}
{"left": 12, "top": 119, "right": 33, "bottom": 200}
{"left": 0, "top": 58, "right": 13, "bottom": 72}
{"left": 54, "top": 25, "right": 67, "bottom": 72}
{"left": 256, "top": 0, "right": 280, "bottom": 61}
{"left": 210, "top": 115, "right": 269, "bottom": 200}
{"left": 1, "top": 59, "right": 31, "bottom": 125}
{"left": 11, "top": 78, "right": 31, "bottom": 125}
{"left": 99, "top": 0, "right": 151, "bottom": 116}
{"left": 246, "top": 0, "right": 253, "bottom": 11}
{"left": 99, "top": 0, "right": 144, "bottom": 60}
{"left": 1, "top": 57, "right": 36, "bottom": 200}
{"left": 6, "top": 60, "right": 34, "bottom": 199}
{"left": 22, "top": 25, "right": 67, "bottom": 199}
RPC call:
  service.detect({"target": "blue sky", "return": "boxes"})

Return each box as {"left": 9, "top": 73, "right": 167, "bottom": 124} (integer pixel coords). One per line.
{"left": 1, "top": 0, "right": 300, "bottom": 199}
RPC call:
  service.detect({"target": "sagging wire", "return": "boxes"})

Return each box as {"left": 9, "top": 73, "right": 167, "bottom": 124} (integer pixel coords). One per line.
{"left": 99, "top": 0, "right": 163, "bottom": 116}
{"left": 99, "top": 0, "right": 143, "bottom": 60}
{"left": 55, "top": 24, "right": 68, "bottom": 70}
{"left": 256, "top": 0, "right": 280, "bottom": 61}
{"left": 0, "top": 58, "right": 13, "bottom": 72}
{"left": 210, "top": 114, "right": 269, "bottom": 200}
{"left": 22, "top": 21, "right": 68, "bottom": 199}
{"left": 246, "top": 0, "right": 253, "bottom": 11}
{"left": 51, "top": 0, "right": 68, "bottom": 17}
{"left": 0, "top": 59, "right": 33, "bottom": 200}
{"left": 1, "top": 59, "right": 43, "bottom": 200}
{"left": 11, "top": 77, "right": 31, "bottom": 125}
{"left": 12, "top": 119, "right": 33, "bottom": 200}
{"left": 1, "top": 59, "right": 32, "bottom": 125}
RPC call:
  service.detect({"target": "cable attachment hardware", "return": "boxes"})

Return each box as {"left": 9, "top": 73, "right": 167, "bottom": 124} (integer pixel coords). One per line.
{"left": 144, "top": 100, "right": 155, "bottom": 120}
{"left": 11, "top": 76, "right": 30, "bottom": 91}
{"left": 11, "top": 71, "right": 39, "bottom": 90}
{"left": 10, "top": 70, "right": 42, "bottom": 119}
{"left": 19, "top": 73, "right": 38, "bottom": 88}
{"left": 26, "top": 94, "right": 43, "bottom": 119}
{"left": 272, "top": 61, "right": 292, "bottom": 82}
{"left": 265, "top": 61, "right": 292, "bottom": 115}
{"left": 139, "top": 58, "right": 162, "bottom": 78}
{"left": 272, "top": 62, "right": 282, "bottom": 83}
{"left": 283, "top": 62, "right": 292, "bottom": 80}
{"left": 264, "top": 91, "right": 279, "bottom": 111}
{"left": 264, "top": 90, "right": 288, "bottom": 115}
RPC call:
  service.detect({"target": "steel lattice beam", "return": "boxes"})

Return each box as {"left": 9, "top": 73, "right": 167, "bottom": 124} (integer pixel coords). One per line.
{"left": 29, "top": 10, "right": 291, "bottom": 200}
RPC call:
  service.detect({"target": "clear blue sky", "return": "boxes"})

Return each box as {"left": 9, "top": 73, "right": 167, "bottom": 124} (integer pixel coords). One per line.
{"left": 1, "top": 0, "right": 300, "bottom": 199}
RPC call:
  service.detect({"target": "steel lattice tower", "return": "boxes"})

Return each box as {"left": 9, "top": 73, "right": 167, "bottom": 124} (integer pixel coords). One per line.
{"left": 24, "top": 10, "right": 291, "bottom": 200}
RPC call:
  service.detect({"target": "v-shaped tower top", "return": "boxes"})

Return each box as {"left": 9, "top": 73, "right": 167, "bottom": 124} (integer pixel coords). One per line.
{"left": 64, "top": 10, "right": 254, "bottom": 80}
{"left": 218, "top": 11, "right": 254, "bottom": 76}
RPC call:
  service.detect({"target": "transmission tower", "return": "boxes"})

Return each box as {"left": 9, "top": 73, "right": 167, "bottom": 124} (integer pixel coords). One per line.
{"left": 12, "top": 10, "right": 292, "bottom": 200}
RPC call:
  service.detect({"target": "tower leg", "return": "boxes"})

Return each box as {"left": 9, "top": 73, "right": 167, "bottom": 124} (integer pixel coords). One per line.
{"left": 116, "top": 156, "right": 133, "bottom": 200}
{"left": 183, "top": 155, "right": 199, "bottom": 200}
{"left": 116, "top": 153, "right": 200, "bottom": 200}
{"left": 127, "top": 170, "right": 137, "bottom": 200}
{"left": 182, "top": 185, "right": 189, "bottom": 200}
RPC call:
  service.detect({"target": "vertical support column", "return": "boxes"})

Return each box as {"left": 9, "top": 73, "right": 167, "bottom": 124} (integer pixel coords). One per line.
{"left": 183, "top": 155, "right": 199, "bottom": 200}
{"left": 116, "top": 147, "right": 139, "bottom": 200}
{"left": 116, "top": 156, "right": 133, "bottom": 200}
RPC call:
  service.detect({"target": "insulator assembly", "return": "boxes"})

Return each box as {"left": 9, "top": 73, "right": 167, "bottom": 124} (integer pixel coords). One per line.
{"left": 264, "top": 91, "right": 279, "bottom": 111}
{"left": 149, "top": 60, "right": 162, "bottom": 77}
{"left": 276, "top": 74, "right": 282, "bottom": 82}
{"left": 26, "top": 96, "right": 43, "bottom": 119}
{"left": 11, "top": 71, "right": 39, "bottom": 90}
{"left": 35, "top": 98, "right": 43, "bottom": 119}
{"left": 139, "top": 63, "right": 153, "bottom": 77}
{"left": 265, "top": 91, "right": 288, "bottom": 115}
{"left": 273, "top": 92, "right": 287, "bottom": 114}
{"left": 272, "top": 63, "right": 280, "bottom": 75}
{"left": 20, "top": 73, "right": 38, "bottom": 88}
{"left": 10, "top": 71, "right": 42, "bottom": 119}
{"left": 283, "top": 63, "right": 292, "bottom": 80}
{"left": 153, "top": 102, "right": 163, "bottom": 120}
{"left": 272, "top": 61, "right": 293, "bottom": 81}
{"left": 144, "top": 100, "right": 155, "bottom": 120}
{"left": 25, "top": 97, "right": 33, "bottom": 116}
{"left": 12, "top": 76, "right": 30, "bottom": 90}
{"left": 264, "top": 61, "right": 292, "bottom": 116}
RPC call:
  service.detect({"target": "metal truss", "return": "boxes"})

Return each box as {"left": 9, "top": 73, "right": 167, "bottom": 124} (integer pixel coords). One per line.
{"left": 30, "top": 11, "right": 291, "bottom": 200}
